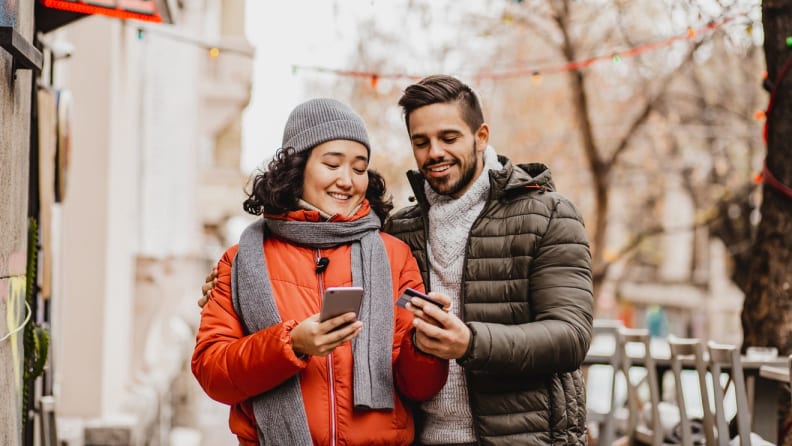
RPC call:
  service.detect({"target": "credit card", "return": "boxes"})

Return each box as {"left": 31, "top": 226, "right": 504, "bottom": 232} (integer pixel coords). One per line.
{"left": 396, "top": 288, "right": 444, "bottom": 308}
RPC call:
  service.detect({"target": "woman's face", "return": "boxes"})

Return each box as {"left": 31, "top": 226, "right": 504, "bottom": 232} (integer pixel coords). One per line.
{"left": 302, "top": 139, "right": 369, "bottom": 217}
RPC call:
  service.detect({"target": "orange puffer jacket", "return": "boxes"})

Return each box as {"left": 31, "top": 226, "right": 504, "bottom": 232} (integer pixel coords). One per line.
{"left": 192, "top": 204, "right": 448, "bottom": 446}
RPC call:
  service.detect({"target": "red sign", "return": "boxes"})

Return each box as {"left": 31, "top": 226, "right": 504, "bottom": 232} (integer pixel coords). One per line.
{"left": 40, "top": 0, "right": 163, "bottom": 23}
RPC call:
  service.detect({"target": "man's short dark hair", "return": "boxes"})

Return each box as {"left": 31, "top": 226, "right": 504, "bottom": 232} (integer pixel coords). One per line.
{"left": 397, "top": 75, "right": 484, "bottom": 134}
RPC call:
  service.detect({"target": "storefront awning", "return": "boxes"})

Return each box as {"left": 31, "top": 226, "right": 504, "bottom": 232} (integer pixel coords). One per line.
{"left": 37, "top": 0, "right": 174, "bottom": 33}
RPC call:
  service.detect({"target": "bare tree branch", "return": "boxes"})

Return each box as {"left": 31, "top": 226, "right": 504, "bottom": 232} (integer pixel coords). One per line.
{"left": 500, "top": 4, "right": 561, "bottom": 50}
{"left": 605, "top": 39, "right": 706, "bottom": 169}
{"left": 593, "top": 181, "right": 757, "bottom": 283}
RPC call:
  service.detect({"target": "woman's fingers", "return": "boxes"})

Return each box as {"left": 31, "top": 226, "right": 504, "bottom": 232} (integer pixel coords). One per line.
{"left": 293, "top": 313, "right": 362, "bottom": 356}
{"left": 319, "top": 312, "right": 359, "bottom": 333}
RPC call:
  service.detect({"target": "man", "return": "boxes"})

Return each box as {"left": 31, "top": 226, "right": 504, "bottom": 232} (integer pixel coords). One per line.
{"left": 201, "top": 75, "right": 593, "bottom": 445}
{"left": 385, "top": 75, "right": 592, "bottom": 446}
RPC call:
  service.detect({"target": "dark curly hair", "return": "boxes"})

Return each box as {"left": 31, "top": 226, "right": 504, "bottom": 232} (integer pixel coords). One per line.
{"left": 243, "top": 146, "right": 394, "bottom": 224}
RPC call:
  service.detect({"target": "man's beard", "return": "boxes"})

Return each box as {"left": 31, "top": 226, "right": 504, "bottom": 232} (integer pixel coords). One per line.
{"left": 424, "top": 141, "right": 479, "bottom": 197}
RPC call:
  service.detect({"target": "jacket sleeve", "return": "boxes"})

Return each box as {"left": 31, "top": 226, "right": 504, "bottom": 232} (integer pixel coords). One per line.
{"left": 460, "top": 196, "right": 593, "bottom": 375}
{"left": 390, "top": 246, "right": 448, "bottom": 401}
{"left": 191, "top": 246, "right": 309, "bottom": 405}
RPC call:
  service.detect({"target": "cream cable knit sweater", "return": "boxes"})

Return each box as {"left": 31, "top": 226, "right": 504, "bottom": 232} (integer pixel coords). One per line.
{"left": 420, "top": 147, "right": 502, "bottom": 445}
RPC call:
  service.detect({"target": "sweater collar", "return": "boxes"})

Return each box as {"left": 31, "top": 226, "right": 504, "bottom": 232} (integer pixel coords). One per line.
{"left": 406, "top": 151, "right": 558, "bottom": 207}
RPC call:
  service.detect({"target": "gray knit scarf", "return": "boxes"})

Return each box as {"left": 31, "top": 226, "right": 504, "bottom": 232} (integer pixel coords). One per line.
{"left": 231, "top": 212, "right": 394, "bottom": 445}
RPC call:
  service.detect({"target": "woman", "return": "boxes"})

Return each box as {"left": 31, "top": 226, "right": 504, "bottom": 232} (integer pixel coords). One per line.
{"left": 191, "top": 98, "right": 448, "bottom": 446}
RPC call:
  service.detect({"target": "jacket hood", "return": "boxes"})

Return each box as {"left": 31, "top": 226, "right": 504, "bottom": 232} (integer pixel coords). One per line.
{"left": 492, "top": 156, "right": 556, "bottom": 193}
{"left": 405, "top": 155, "right": 556, "bottom": 206}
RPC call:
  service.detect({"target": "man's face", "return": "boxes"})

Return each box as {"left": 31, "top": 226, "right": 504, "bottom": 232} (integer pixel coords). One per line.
{"left": 407, "top": 102, "right": 489, "bottom": 198}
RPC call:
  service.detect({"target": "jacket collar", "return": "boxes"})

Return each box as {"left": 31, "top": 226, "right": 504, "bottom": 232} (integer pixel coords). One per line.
{"left": 406, "top": 154, "right": 556, "bottom": 206}
{"left": 265, "top": 200, "right": 371, "bottom": 223}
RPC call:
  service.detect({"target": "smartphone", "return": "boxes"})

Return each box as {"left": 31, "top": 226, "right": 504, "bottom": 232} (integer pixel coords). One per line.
{"left": 320, "top": 287, "right": 365, "bottom": 322}
{"left": 396, "top": 288, "right": 444, "bottom": 309}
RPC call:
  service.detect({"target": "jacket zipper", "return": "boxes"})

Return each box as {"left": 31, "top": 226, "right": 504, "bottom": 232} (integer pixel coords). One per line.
{"left": 328, "top": 352, "right": 336, "bottom": 446}
{"left": 316, "top": 248, "right": 337, "bottom": 446}
{"left": 458, "top": 183, "right": 494, "bottom": 446}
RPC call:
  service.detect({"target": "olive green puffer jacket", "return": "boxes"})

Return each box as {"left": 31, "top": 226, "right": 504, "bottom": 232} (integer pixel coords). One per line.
{"left": 384, "top": 157, "right": 593, "bottom": 445}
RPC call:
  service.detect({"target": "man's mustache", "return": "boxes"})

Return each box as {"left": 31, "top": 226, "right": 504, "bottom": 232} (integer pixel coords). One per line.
{"left": 422, "top": 158, "right": 456, "bottom": 169}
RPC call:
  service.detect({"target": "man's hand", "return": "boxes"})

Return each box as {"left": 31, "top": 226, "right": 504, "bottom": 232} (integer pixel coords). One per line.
{"left": 198, "top": 267, "right": 218, "bottom": 308}
{"left": 290, "top": 313, "right": 363, "bottom": 357}
{"left": 405, "top": 291, "right": 450, "bottom": 327}
{"left": 410, "top": 294, "right": 471, "bottom": 360}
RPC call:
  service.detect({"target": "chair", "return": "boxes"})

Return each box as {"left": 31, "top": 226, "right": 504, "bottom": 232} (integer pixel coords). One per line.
{"left": 707, "top": 342, "right": 753, "bottom": 446}
{"left": 667, "top": 336, "right": 716, "bottom": 446}
{"left": 587, "top": 319, "right": 624, "bottom": 446}
{"left": 617, "top": 327, "right": 665, "bottom": 445}
{"left": 39, "top": 395, "right": 58, "bottom": 446}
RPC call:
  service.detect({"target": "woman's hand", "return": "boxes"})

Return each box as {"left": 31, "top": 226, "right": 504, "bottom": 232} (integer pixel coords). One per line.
{"left": 289, "top": 312, "right": 363, "bottom": 357}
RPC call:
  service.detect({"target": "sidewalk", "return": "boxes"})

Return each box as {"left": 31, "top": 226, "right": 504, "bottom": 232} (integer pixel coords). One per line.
{"left": 181, "top": 373, "right": 237, "bottom": 446}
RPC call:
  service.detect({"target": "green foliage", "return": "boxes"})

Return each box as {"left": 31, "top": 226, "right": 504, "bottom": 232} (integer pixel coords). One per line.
{"left": 22, "top": 218, "right": 50, "bottom": 441}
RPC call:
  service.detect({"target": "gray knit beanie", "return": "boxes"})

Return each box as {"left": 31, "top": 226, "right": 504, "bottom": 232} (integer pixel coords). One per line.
{"left": 281, "top": 98, "right": 371, "bottom": 154}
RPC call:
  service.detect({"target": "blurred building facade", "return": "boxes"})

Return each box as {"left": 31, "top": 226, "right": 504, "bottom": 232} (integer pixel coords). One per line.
{"left": 2, "top": 0, "right": 252, "bottom": 445}
{"left": 1, "top": 1, "right": 38, "bottom": 445}
{"left": 605, "top": 170, "right": 745, "bottom": 345}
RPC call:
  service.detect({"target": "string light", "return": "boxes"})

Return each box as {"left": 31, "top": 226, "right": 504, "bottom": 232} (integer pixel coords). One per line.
{"left": 786, "top": 36, "right": 792, "bottom": 47}
{"left": 133, "top": 27, "right": 254, "bottom": 60}
{"left": 291, "top": 10, "right": 747, "bottom": 85}
{"left": 531, "top": 71, "right": 542, "bottom": 85}
{"left": 754, "top": 51, "right": 792, "bottom": 200}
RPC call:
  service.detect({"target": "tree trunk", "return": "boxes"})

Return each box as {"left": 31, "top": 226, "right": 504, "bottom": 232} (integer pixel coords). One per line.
{"left": 742, "top": 1, "right": 792, "bottom": 443}
{"left": 553, "top": 0, "right": 610, "bottom": 295}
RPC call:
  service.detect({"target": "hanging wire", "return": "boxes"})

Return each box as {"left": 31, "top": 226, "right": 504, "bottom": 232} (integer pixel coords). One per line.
{"left": 0, "top": 301, "right": 32, "bottom": 344}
